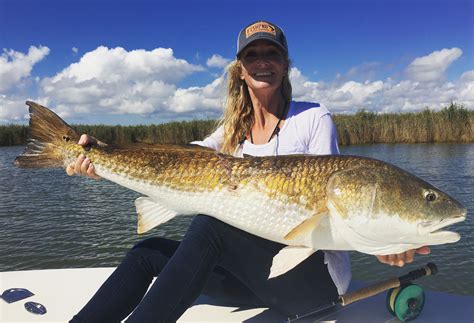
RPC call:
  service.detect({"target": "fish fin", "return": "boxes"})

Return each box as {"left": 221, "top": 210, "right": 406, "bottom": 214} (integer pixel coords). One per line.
{"left": 284, "top": 209, "right": 328, "bottom": 240}
{"left": 14, "top": 101, "right": 80, "bottom": 168}
{"left": 135, "top": 197, "right": 179, "bottom": 234}
{"left": 269, "top": 246, "right": 316, "bottom": 279}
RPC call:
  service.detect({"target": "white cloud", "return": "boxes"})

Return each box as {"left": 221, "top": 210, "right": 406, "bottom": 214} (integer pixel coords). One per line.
{"left": 289, "top": 48, "right": 473, "bottom": 114}
{"left": 1, "top": 46, "right": 473, "bottom": 123}
{"left": 405, "top": 48, "right": 462, "bottom": 82}
{"left": 290, "top": 67, "right": 384, "bottom": 112}
{"left": 169, "top": 77, "right": 225, "bottom": 113}
{"left": 0, "top": 46, "right": 50, "bottom": 93}
{"left": 38, "top": 46, "right": 212, "bottom": 117}
{"left": 206, "top": 54, "right": 231, "bottom": 69}
{"left": 72, "top": 47, "right": 78, "bottom": 54}
{"left": 49, "top": 46, "right": 204, "bottom": 84}
{"left": 0, "top": 96, "right": 29, "bottom": 122}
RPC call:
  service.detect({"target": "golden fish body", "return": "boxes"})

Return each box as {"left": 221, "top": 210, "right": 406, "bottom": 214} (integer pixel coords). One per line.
{"left": 15, "top": 101, "right": 467, "bottom": 278}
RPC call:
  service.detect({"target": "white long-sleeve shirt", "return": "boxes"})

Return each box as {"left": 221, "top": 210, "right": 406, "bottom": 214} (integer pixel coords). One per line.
{"left": 191, "top": 100, "right": 351, "bottom": 295}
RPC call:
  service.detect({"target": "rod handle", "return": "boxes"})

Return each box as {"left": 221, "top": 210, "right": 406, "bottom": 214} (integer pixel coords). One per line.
{"left": 339, "top": 277, "right": 400, "bottom": 306}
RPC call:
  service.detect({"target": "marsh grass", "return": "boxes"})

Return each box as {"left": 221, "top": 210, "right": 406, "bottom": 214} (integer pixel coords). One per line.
{"left": 334, "top": 103, "right": 473, "bottom": 145}
{"left": 1, "top": 103, "right": 472, "bottom": 146}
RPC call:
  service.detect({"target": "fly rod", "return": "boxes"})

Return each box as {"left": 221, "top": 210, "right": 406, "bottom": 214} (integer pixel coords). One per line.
{"left": 287, "top": 262, "right": 438, "bottom": 322}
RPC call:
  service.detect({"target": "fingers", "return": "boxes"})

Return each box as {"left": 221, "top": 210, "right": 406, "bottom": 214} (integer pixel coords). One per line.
{"left": 416, "top": 246, "right": 431, "bottom": 255}
{"left": 78, "top": 134, "right": 98, "bottom": 147}
{"left": 74, "top": 154, "right": 86, "bottom": 175}
{"left": 65, "top": 134, "right": 102, "bottom": 179}
{"left": 86, "top": 163, "right": 101, "bottom": 179}
{"left": 376, "top": 248, "right": 424, "bottom": 267}
{"left": 66, "top": 162, "right": 75, "bottom": 176}
{"left": 78, "top": 134, "right": 89, "bottom": 146}
{"left": 66, "top": 153, "right": 101, "bottom": 179}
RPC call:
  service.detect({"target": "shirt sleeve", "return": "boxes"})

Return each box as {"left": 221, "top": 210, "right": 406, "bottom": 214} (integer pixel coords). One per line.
{"left": 307, "top": 113, "right": 340, "bottom": 155}
{"left": 189, "top": 125, "right": 224, "bottom": 151}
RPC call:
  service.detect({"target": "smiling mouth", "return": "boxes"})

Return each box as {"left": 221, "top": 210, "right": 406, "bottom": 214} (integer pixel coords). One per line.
{"left": 253, "top": 72, "right": 273, "bottom": 77}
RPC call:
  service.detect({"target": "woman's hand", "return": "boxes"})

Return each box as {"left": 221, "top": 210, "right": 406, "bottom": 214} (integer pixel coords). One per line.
{"left": 376, "top": 246, "right": 431, "bottom": 267}
{"left": 66, "top": 134, "right": 102, "bottom": 179}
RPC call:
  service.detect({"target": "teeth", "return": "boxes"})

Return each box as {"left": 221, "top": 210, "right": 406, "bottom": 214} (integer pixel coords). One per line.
{"left": 255, "top": 72, "right": 272, "bottom": 76}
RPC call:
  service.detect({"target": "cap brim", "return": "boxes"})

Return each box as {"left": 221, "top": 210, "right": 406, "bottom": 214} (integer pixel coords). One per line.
{"left": 237, "top": 35, "right": 287, "bottom": 57}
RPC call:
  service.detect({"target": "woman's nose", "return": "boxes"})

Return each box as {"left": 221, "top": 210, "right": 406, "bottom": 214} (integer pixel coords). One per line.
{"left": 255, "top": 57, "right": 270, "bottom": 66}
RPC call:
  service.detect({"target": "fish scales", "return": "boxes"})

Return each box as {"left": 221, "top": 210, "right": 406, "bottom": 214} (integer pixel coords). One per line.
{"left": 15, "top": 101, "right": 467, "bottom": 278}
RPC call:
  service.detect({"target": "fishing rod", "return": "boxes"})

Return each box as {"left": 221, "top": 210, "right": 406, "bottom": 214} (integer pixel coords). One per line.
{"left": 287, "top": 262, "right": 438, "bottom": 322}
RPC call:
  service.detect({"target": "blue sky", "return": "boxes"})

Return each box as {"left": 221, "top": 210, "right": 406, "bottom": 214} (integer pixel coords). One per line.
{"left": 1, "top": 0, "right": 473, "bottom": 124}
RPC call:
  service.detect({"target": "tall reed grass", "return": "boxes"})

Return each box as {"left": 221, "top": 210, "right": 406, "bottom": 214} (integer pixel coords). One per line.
{"left": 1, "top": 103, "right": 472, "bottom": 147}
{"left": 335, "top": 103, "right": 473, "bottom": 145}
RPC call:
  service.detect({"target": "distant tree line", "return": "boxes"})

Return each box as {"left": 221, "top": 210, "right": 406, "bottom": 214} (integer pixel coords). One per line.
{"left": 1, "top": 103, "right": 472, "bottom": 147}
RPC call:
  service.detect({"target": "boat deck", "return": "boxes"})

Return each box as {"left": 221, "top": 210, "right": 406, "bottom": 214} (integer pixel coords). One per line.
{"left": 1, "top": 268, "right": 473, "bottom": 322}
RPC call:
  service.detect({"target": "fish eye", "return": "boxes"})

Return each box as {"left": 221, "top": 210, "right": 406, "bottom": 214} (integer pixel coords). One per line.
{"left": 425, "top": 191, "right": 437, "bottom": 202}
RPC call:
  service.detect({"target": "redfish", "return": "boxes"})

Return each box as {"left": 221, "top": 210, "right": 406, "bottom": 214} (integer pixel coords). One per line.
{"left": 15, "top": 101, "right": 467, "bottom": 278}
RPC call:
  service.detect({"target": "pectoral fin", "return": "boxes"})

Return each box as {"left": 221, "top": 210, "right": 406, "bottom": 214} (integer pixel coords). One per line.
{"left": 135, "top": 197, "right": 178, "bottom": 234}
{"left": 269, "top": 246, "right": 316, "bottom": 279}
{"left": 284, "top": 209, "right": 328, "bottom": 240}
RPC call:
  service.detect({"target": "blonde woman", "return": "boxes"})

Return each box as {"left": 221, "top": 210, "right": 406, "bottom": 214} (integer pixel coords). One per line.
{"left": 70, "top": 21, "right": 429, "bottom": 322}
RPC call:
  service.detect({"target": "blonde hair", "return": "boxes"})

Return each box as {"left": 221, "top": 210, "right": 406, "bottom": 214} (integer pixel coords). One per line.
{"left": 219, "top": 59, "right": 292, "bottom": 154}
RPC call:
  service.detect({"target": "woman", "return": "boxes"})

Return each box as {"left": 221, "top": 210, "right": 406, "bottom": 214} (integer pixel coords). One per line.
{"left": 69, "top": 21, "right": 429, "bottom": 322}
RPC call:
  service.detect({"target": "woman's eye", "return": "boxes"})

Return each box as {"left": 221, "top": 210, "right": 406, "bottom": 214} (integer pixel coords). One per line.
{"left": 244, "top": 51, "right": 257, "bottom": 59}
{"left": 267, "top": 50, "right": 280, "bottom": 57}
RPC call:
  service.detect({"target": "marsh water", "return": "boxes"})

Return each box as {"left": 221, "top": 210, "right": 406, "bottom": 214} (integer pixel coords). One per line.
{"left": 0, "top": 144, "right": 472, "bottom": 295}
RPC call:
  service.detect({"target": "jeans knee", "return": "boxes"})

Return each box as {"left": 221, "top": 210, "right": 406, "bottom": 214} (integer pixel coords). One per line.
{"left": 185, "top": 215, "right": 226, "bottom": 253}
{"left": 123, "top": 237, "right": 177, "bottom": 276}
{"left": 189, "top": 215, "right": 228, "bottom": 237}
{"left": 124, "top": 244, "right": 152, "bottom": 265}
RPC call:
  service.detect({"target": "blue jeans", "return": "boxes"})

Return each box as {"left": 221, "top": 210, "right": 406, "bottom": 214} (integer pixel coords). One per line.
{"left": 70, "top": 215, "right": 338, "bottom": 322}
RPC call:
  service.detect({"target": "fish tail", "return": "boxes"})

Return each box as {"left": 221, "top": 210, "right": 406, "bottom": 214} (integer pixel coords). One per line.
{"left": 14, "top": 101, "right": 80, "bottom": 168}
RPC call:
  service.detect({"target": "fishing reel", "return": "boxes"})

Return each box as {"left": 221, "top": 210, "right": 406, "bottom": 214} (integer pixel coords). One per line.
{"left": 288, "top": 263, "right": 438, "bottom": 323}
{"left": 386, "top": 283, "right": 425, "bottom": 321}
{"left": 384, "top": 262, "right": 437, "bottom": 321}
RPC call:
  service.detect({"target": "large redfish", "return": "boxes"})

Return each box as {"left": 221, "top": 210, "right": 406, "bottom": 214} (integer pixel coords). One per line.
{"left": 15, "top": 101, "right": 467, "bottom": 278}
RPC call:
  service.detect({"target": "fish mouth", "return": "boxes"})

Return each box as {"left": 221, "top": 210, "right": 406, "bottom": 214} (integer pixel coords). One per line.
{"left": 418, "top": 214, "right": 466, "bottom": 236}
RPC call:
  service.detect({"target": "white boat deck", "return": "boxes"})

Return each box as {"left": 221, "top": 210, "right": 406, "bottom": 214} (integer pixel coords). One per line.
{"left": 1, "top": 267, "right": 473, "bottom": 322}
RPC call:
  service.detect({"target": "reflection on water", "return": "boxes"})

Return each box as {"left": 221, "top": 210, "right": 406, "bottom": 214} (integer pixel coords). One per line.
{"left": 0, "top": 144, "right": 473, "bottom": 295}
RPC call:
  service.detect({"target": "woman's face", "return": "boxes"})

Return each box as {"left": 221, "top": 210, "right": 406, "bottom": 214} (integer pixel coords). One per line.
{"left": 239, "top": 40, "right": 288, "bottom": 95}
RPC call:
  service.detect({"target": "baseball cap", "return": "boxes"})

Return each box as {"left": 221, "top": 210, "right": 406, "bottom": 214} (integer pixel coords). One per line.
{"left": 236, "top": 21, "right": 288, "bottom": 57}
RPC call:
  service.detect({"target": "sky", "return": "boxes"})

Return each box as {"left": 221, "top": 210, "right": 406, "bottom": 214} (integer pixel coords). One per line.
{"left": 1, "top": 0, "right": 473, "bottom": 125}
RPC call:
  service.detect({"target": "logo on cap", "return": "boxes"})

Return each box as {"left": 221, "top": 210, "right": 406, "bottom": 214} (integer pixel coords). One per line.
{"left": 245, "top": 22, "right": 276, "bottom": 38}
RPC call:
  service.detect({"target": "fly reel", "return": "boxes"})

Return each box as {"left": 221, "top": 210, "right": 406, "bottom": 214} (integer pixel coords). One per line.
{"left": 386, "top": 283, "right": 425, "bottom": 321}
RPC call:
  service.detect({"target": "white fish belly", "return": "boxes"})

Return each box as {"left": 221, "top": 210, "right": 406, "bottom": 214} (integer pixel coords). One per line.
{"left": 96, "top": 167, "right": 315, "bottom": 247}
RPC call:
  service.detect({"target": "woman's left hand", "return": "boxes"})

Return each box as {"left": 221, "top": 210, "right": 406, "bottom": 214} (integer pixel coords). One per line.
{"left": 376, "top": 246, "right": 431, "bottom": 267}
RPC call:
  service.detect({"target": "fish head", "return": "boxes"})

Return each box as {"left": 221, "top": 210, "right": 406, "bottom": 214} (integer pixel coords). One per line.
{"left": 326, "top": 162, "right": 467, "bottom": 254}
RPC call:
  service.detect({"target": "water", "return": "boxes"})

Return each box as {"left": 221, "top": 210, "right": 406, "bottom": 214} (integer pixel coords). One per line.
{"left": 0, "top": 144, "right": 473, "bottom": 295}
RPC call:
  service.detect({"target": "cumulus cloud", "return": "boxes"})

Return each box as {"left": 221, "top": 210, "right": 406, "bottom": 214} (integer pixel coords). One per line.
{"left": 405, "top": 48, "right": 462, "bottom": 82}
{"left": 290, "top": 64, "right": 474, "bottom": 114}
{"left": 206, "top": 54, "right": 231, "bottom": 68}
{"left": 290, "top": 67, "right": 385, "bottom": 113}
{"left": 49, "top": 46, "right": 203, "bottom": 84}
{"left": 0, "top": 95, "right": 29, "bottom": 122}
{"left": 288, "top": 49, "right": 473, "bottom": 113}
{"left": 38, "top": 46, "right": 214, "bottom": 118}
{"left": 169, "top": 77, "right": 225, "bottom": 113}
{"left": 0, "top": 46, "right": 50, "bottom": 93}
{"left": 1, "top": 46, "right": 473, "bottom": 123}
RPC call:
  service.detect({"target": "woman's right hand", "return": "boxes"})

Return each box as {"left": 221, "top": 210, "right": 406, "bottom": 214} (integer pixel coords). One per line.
{"left": 66, "top": 134, "right": 102, "bottom": 179}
